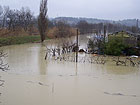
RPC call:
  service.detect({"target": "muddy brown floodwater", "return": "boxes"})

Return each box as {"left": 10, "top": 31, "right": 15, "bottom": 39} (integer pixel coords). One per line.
{"left": 0, "top": 35, "right": 140, "bottom": 105}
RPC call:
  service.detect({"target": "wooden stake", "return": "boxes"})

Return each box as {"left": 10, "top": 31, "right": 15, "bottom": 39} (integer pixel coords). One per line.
{"left": 76, "top": 29, "right": 79, "bottom": 62}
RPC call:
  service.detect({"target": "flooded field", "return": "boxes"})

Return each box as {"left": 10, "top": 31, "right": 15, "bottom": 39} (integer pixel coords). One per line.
{"left": 0, "top": 35, "right": 140, "bottom": 105}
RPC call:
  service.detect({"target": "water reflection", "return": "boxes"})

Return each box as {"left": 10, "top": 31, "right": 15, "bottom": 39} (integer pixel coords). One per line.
{"left": 75, "top": 63, "right": 78, "bottom": 76}
{"left": 38, "top": 44, "right": 47, "bottom": 75}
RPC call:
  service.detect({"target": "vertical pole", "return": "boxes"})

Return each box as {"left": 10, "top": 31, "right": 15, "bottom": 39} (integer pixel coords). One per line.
{"left": 104, "top": 25, "right": 106, "bottom": 42}
{"left": 76, "top": 29, "right": 79, "bottom": 62}
{"left": 136, "top": 19, "right": 139, "bottom": 32}
{"left": 103, "top": 25, "right": 107, "bottom": 55}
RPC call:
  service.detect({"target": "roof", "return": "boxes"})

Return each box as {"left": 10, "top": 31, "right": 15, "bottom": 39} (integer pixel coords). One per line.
{"left": 109, "top": 30, "right": 140, "bottom": 38}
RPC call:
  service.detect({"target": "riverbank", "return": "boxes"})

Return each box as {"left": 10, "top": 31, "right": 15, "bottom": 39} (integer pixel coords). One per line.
{"left": 0, "top": 35, "right": 45, "bottom": 46}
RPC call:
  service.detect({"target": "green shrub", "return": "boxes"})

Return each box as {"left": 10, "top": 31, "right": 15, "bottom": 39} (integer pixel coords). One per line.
{"left": 104, "top": 37, "right": 127, "bottom": 56}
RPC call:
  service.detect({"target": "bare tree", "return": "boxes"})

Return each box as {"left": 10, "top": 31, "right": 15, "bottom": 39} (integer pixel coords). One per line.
{"left": 0, "top": 5, "right": 2, "bottom": 16}
{"left": 0, "top": 5, "right": 3, "bottom": 28}
{"left": 0, "top": 50, "right": 9, "bottom": 71}
{"left": 0, "top": 50, "right": 9, "bottom": 105}
{"left": 2, "top": 6, "right": 9, "bottom": 28}
{"left": 19, "top": 7, "right": 33, "bottom": 31}
{"left": 38, "top": 0, "right": 48, "bottom": 42}
{"left": 0, "top": 6, "right": 33, "bottom": 31}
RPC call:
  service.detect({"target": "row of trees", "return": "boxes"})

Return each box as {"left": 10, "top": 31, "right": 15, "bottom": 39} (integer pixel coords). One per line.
{"left": 0, "top": 0, "right": 48, "bottom": 42}
{"left": 0, "top": 6, "right": 34, "bottom": 31}
{"left": 0, "top": 0, "right": 73, "bottom": 42}
{"left": 76, "top": 20, "right": 139, "bottom": 34}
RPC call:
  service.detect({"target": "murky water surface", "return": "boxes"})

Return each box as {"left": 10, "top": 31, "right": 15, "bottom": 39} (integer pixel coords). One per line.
{"left": 0, "top": 35, "right": 140, "bottom": 105}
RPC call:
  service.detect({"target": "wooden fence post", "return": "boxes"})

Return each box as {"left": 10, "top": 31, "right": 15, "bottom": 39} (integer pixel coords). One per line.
{"left": 76, "top": 29, "right": 79, "bottom": 62}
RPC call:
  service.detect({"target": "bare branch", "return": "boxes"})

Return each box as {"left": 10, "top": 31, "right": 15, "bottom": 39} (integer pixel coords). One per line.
{"left": 0, "top": 50, "right": 9, "bottom": 71}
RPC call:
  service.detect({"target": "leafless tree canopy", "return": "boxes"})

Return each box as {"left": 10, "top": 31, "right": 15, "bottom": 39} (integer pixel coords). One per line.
{"left": 54, "top": 21, "right": 74, "bottom": 38}
{"left": 0, "top": 6, "right": 34, "bottom": 31}
{"left": 38, "top": 0, "right": 48, "bottom": 42}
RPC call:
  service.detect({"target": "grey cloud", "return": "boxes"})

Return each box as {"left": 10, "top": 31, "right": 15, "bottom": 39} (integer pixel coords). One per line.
{"left": 0, "top": 0, "right": 140, "bottom": 20}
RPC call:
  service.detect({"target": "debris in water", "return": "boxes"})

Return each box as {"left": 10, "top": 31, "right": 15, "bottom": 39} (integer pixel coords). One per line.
{"left": 112, "top": 93, "right": 124, "bottom": 96}
{"left": 38, "top": 82, "right": 43, "bottom": 85}
{"left": 38, "top": 82, "right": 49, "bottom": 86}
{"left": 104, "top": 92, "right": 110, "bottom": 95}
{"left": 27, "top": 81, "right": 49, "bottom": 87}
{"left": 104, "top": 92, "right": 138, "bottom": 97}
{"left": 0, "top": 83, "right": 4, "bottom": 87}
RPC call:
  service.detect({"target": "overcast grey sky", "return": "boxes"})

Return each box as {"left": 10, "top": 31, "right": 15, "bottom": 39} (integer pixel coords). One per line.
{"left": 0, "top": 0, "right": 140, "bottom": 20}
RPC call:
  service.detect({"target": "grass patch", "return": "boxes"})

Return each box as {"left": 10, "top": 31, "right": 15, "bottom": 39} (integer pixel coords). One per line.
{"left": 0, "top": 35, "right": 42, "bottom": 46}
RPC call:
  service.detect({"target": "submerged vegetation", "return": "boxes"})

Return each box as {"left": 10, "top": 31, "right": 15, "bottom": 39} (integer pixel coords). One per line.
{"left": 88, "top": 31, "right": 140, "bottom": 56}
{"left": 0, "top": 50, "right": 9, "bottom": 104}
